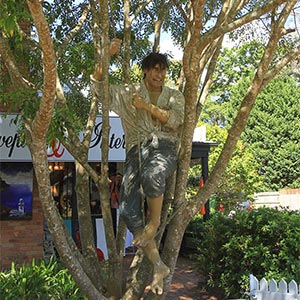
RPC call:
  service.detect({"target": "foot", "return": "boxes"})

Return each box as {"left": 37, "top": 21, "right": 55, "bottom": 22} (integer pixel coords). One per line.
{"left": 150, "top": 262, "right": 170, "bottom": 295}
{"left": 132, "top": 223, "right": 158, "bottom": 247}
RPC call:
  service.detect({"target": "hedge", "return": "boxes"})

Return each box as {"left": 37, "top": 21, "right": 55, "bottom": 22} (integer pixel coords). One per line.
{"left": 183, "top": 208, "right": 300, "bottom": 299}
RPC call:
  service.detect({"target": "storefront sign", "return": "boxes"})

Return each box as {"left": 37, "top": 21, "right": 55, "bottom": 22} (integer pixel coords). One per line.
{"left": 0, "top": 114, "right": 126, "bottom": 162}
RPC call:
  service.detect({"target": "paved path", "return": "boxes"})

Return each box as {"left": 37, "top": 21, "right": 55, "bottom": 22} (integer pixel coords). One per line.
{"left": 123, "top": 255, "right": 223, "bottom": 299}
{"left": 165, "top": 256, "right": 222, "bottom": 300}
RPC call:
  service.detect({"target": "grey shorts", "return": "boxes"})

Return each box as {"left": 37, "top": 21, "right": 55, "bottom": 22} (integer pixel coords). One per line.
{"left": 119, "top": 138, "right": 177, "bottom": 233}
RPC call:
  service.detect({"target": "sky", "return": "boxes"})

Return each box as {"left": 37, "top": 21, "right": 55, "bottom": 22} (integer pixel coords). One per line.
{"left": 157, "top": 31, "right": 236, "bottom": 60}
{"left": 158, "top": 32, "right": 183, "bottom": 60}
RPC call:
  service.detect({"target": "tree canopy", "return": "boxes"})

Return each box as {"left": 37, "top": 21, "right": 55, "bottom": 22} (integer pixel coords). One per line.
{"left": 242, "top": 76, "right": 300, "bottom": 191}
{"left": 204, "top": 41, "right": 300, "bottom": 192}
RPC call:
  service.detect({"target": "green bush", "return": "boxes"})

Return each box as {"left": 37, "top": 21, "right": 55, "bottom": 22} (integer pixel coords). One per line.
{"left": 181, "top": 214, "right": 206, "bottom": 254}
{"left": 185, "top": 208, "right": 300, "bottom": 299}
{"left": 0, "top": 258, "right": 87, "bottom": 300}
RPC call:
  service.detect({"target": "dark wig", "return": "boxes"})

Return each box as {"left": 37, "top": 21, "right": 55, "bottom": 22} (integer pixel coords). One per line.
{"left": 141, "top": 53, "right": 169, "bottom": 71}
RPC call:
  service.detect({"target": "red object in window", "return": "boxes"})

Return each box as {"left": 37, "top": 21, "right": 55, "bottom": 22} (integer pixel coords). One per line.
{"left": 96, "top": 248, "right": 104, "bottom": 261}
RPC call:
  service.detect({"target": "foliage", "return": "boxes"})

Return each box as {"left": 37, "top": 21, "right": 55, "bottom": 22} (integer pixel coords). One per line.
{"left": 209, "top": 125, "right": 263, "bottom": 198}
{"left": 188, "top": 122, "right": 263, "bottom": 211}
{"left": 0, "top": 258, "right": 87, "bottom": 300}
{"left": 210, "top": 41, "right": 264, "bottom": 103}
{"left": 185, "top": 208, "right": 300, "bottom": 298}
{"left": 167, "top": 60, "right": 182, "bottom": 87}
{"left": 203, "top": 40, "right": 300, "bottom": 192}
{"left": 0, "top": 0, "right": 31, "bottom": 39}
{"left": 227, "top": 76, "right": 300, "bottom": 191}
{"left": 110, "top": 63, "right": 143, "bottom": 84}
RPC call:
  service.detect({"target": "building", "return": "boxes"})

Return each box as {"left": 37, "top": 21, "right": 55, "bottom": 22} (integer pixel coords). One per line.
{"left": 0, "top": 114, "right": 126, "bottom": 269}
{"left": 0, "top": 113, "right": 215, "bottom": 269}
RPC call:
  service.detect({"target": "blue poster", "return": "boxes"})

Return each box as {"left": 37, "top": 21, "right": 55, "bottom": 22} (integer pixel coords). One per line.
{"left": 0, "top": 162, "right": 33, "bottom": 220}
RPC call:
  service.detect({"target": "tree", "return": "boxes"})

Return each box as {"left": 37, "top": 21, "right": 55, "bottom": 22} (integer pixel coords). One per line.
{"left": 1, "top": 1, "right": 299, "bottom": 299}
{"left": 189, "top": 123, "right": 264, "bottom": 213}
{"left": 238, "top": 76, "right": 300, "bottom": 191}
{"left": 207, "top": 42, "right": 300, "bottom": 191}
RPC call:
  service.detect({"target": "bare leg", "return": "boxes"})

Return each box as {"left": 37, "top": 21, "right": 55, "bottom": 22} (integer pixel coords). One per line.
{"left": 142, "top": 239, "right": 170, "bottom": 295}
{"left": 132, "top": 195, "right": 163, "bottom": 247}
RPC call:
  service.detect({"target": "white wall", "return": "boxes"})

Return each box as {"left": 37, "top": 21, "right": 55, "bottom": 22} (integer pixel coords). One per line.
{"left": 253, "top": 189, "right": 300, "bottom": 211}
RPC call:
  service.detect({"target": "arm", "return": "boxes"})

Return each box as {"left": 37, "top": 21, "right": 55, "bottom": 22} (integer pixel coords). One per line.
{"left": 92, "top": 39, "right": 122, "bottom": 81}
{"left": 132, "top": 93, "right": 170, "bottom": 124}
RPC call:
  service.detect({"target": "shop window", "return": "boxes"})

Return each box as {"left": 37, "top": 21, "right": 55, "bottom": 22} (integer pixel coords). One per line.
{"left": 49, "top": 161, "right": 122, "bottom": 221}
{"left": 90, "top": 177, "right": 102, "bottom": 216}
{"left": 49, "top": 162, "right": 74, "bottom": 219}
{"left": 89, "top": 162, "right": 101, "bottom": 217}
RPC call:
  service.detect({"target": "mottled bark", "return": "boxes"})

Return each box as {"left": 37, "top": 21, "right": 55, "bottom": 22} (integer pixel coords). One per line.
{"left": 2, "top": 0, "right": 112, "bottom": 299}
{"left": 75, "top": 162, "right": 104, "bottom": 290}
{"left": 98, "top": 1, "right": 123, "bottom": 298}
{"left": 152, "top": 1, "right": 175, "bottom": 53}
{"left": 123, "top": 0, "right": 131, "bottom": 83}
{"left": 24, "top": 1, "right": 105, "bottom": 299}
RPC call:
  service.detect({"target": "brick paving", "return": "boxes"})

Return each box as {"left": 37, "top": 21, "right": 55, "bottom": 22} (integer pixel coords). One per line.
{"left": 123, "top": 255, "right": 223, "bottom": 300}
{"left": 165, "top": 256, "right": 222, "bottom": 300}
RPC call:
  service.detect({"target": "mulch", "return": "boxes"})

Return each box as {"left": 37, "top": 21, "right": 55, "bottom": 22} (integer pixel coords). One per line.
{"left": 123, "top": 254, "right": 224, "bottom": 300}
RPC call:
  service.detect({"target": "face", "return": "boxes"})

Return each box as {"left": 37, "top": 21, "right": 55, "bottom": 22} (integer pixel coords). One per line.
{"left": 143, "top": 64, "right": 167, "bottom": 92}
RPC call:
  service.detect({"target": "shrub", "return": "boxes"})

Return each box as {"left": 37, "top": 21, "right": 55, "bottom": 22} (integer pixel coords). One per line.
{"left": 186, "top": 208, "right": 300, "bottom": 299}
{"left": 0, "top": 258, "right": 87, "bottom": 300}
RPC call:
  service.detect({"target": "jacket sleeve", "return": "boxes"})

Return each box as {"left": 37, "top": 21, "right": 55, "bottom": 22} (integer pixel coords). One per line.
{"left": 164, "top": 90, "right": 185, "bottom": 130}
{"left": 90, "top": 75, "right": 132, "bottom": 116}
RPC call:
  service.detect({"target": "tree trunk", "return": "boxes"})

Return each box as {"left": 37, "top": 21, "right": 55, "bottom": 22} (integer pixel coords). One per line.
{"left": 75, "top": 161, "right": 104, "bottom": 290}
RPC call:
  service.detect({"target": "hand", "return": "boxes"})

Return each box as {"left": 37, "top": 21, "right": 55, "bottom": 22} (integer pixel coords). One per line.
{"left": 132, "top": 93, "right": 146, "bottom": 110}
{"left": 109, "top": 38, "right": 122, "bottom": 56}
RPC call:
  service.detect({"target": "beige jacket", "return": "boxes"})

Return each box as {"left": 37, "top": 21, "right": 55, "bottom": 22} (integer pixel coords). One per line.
{"left": 91, "top": 77, "right": 185, "bottom": 153}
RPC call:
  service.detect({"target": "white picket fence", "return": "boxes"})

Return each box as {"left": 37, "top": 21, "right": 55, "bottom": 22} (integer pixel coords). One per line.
{"left": 250, "top": 274, "right": 300, "bottom": 300}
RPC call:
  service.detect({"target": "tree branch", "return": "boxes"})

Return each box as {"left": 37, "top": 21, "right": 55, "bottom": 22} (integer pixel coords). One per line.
{"left": 198, "top": 0, "right": 292, "bottom": 50}
{"left": 196, "top": 37, "right": 223, "bottom": 116}
{"left": 262, "top": 46, "right": 300, "bottom": 89}
{"left": 188, "top": 0, "right": 298, "bottom": 216}
{"left": 130, "top": 0, "right": 152, "bottom": 23}
{"left": 0, "top": 36, "right": 34, "bottom": 89}
{"left": 172, "top": 0, "right": 188, "bottom": 23}
{"left": 56, "top": 3, "right": 91, "bottom": 58}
